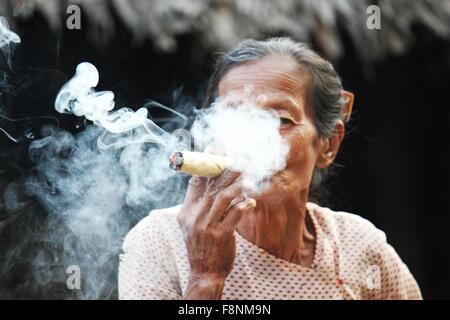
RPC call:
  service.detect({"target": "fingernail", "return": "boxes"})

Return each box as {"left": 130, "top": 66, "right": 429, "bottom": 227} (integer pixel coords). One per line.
{"left": 230, "top": 195, "right": 246, "bottom": 208}
{"left": 237, "top": 198, "right": 256, "bottom": 211}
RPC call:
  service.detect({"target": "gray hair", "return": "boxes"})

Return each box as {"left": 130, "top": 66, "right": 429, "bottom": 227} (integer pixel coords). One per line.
{"left": 205, "top": 37, "right": 349, "bottom": 199}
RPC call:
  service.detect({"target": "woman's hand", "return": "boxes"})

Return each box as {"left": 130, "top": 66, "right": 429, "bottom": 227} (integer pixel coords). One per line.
{"left": 177, "top": 170, "right": 256, "bottom": 299}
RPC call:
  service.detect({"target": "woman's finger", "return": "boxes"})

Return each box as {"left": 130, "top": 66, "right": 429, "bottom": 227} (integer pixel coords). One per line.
{"left": 183, "top": 176, "right": 208, "bottom": 205}
{"left": 221, "top": 198, "right": 256, "bottom": 230}
{"left": 204, "top": 169, "right": 241, "bottom": 197}
{"left": 205, "top": 180, "right": 244, "bottom": 223}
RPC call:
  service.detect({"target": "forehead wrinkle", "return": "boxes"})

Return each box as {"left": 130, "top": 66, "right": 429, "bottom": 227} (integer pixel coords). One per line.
{"left": 217, "top": 54, "right": 314, "bottom": 121}
{"left": 219, "top": 69, "right": 308, "bottom": 116}
{"left": 219, "top": 68, "right": 307, "bottom": 90}
{"left": 219, "top": 55, "right": 309, "bottom": 97}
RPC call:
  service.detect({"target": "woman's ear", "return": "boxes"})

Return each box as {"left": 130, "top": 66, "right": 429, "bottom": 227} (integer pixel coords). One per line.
{"left": 316, "top": 121, "right": 345, "bottom": 169}
{"left": 316, "top": 91, "right": 353, "bottom": 168}
{"left": 341, "top": 90, "right": 354, "bottom": 123}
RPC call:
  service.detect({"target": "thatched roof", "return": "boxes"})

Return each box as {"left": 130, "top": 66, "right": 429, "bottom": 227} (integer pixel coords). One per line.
{"left": 1, "top": 0, "right": 450, "bottom": 62}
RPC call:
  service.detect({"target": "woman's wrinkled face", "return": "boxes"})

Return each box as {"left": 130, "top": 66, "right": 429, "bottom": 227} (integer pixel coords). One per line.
{"left": 217, "top": 55, "right": 322, "bottom": 204}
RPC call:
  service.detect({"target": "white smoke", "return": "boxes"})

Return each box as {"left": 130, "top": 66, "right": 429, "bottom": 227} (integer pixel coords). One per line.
{"left": 0, "top": 16, "right": 191, "bottom": 300}
{"left": 0, "top": 16, "right": 20, "bottom": 67}
{"left": 24, "top": 123, "right": 187, "bottom": 298}
{"left": 18, "top": 62, "right": 188, "bottom": 299}
{"left": 54, "top": 62, "right": 172, "bottom": 149}
{"left": 191, "top": 96, "right": 290, "bottom": 192}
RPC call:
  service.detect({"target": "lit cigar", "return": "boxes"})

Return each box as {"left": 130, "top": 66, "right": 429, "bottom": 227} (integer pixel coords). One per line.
{"left": 169, "top": 150, "right": 233, "bottom": 177}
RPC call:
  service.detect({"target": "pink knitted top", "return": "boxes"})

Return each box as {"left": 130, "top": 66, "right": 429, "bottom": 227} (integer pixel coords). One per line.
{"left": 119, "top": 202, "right": 422, "bottom": 300}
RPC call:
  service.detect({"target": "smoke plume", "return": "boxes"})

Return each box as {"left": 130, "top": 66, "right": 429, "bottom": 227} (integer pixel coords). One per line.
{"left": 0, "top": 16, "right": 20, "bottom": 68}
{"left": 191, "top": 96, "right": 290, "bottom": 192}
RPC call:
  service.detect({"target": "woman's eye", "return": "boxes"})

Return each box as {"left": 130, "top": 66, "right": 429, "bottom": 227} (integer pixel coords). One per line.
{"left": 280, "top": 118, "right": 294, "bottom": 126}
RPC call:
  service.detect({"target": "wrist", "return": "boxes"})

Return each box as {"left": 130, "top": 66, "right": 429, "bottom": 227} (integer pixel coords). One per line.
{"left": 188, "top": 271, "right": 227, "bottom": 284}
{"left": 185, "top": 272, "right": 227, "bottom": 300}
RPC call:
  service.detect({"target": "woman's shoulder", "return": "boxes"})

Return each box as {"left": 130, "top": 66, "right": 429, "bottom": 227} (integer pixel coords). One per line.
{"left": 306, "top": 202, "right": 387, "bottom": 246}
{"left": 122, "top": 204, "right": 182, "bottom": 250}
{"left": 307, "top": 202, "right": 422, "bottom": 299}
{"left": 144, "top": 204, "right": 182, "bottom": 227}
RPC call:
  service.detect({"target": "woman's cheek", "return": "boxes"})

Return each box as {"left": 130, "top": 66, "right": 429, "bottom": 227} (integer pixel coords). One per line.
{"left": 281, "top": 129, "right": 318, "bottom": 188}
{"left": 283, "top": 130, "right": 305, "bottom": 165}
{"left": 258, "top": 124, "right": 317, "bottom": 201}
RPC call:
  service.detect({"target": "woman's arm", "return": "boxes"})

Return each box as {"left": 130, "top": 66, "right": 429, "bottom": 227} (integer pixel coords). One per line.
{"left": 371, "top": 230, "right": 422, "bottom": 300}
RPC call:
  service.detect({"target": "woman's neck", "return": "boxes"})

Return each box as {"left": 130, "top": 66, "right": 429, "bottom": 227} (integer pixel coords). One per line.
{"left": 236, "top": 190, "right": 315, "bottom": 267}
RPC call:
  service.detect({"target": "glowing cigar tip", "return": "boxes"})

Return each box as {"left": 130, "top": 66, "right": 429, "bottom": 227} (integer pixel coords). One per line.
{"left": 169, "top": 151, "right": 184, "bottom": 171}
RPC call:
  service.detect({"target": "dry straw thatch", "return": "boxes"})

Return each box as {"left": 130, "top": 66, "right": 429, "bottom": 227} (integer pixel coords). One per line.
{"left": 1, "top": 0, "right": 450, "bottom": 62}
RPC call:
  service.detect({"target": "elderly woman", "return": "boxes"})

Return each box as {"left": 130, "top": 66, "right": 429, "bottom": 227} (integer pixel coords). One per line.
{"left": 118, "top": 38, "right": 421, "bottom": 300}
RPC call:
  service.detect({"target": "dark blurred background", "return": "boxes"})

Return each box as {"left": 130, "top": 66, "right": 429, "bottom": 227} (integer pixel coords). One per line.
{"left": 0, "top": 0, "right": 449, "bottom": 299}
